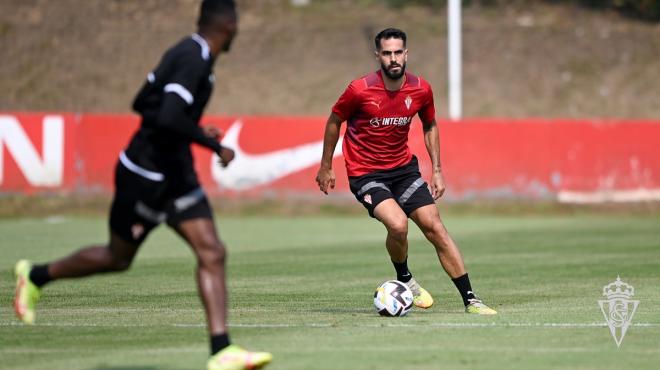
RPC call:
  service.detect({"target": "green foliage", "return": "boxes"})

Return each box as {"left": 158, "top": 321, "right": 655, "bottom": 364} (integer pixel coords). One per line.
{"left": 612, "top": 0, "right": 660, "bottom": 19}
{"left": 577, "top": 0, "right": 660, "bottom": 20}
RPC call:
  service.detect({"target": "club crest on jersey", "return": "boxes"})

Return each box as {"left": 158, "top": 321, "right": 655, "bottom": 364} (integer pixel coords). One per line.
{"left": 363, "top": 194, "right": 372, "bottom": 204}
{"left": 405, "top": 95, "right": 412, "bottom": 110}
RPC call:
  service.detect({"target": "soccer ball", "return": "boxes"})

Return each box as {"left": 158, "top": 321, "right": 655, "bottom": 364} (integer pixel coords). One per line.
{"left": 373, "top": 280, "right": 414, "bottom": 317}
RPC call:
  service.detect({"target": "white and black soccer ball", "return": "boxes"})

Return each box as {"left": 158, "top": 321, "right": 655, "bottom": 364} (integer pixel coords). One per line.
{"left": 373, "top": 280, "right": 414, "bottom": 317}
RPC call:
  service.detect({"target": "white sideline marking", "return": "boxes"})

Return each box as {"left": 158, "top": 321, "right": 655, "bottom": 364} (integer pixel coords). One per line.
{"left": 1, "top": 322, "right": 658, "bottom": 328}
{"left": 558, "top": 188, "right": 660, "bottom": 203}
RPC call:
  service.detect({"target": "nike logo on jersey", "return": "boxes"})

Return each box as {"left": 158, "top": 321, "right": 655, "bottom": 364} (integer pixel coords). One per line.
{"left": 211, "top": 121, "right": 343, "bottom": 190}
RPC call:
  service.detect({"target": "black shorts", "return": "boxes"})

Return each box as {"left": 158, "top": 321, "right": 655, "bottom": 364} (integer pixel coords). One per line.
{"left": 109, "top": 158, "right": 213, "bottom": 245}
{"left": 348, "top": 156, "right": 435, "bottom": 218}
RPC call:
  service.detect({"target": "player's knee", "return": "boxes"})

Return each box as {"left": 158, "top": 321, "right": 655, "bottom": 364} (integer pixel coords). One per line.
{"left": 198, "top": 241, "right": 227, "bottom": 269}
{"left": 387, "top": 217, "right": 409, "bottom": 240}
{"left": 106, "top": 237, "right": 136, "bottom": 272}
{"left": 111, "top": 258, "right": 132, "bottom": 272}
{"left": 425, "top": 222, "right": 448, "bottom": 243}
{"left": 106, "top": 252, "right": 133, "bottom": 272}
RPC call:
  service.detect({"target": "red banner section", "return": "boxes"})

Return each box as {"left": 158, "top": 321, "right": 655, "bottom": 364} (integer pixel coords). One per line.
{"left": 1, "top": 113, "right": 659, "bottom": 202}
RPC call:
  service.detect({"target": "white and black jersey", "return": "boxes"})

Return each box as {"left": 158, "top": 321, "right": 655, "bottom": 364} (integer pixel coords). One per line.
{"left": 123, "top": 33, "right": 221, "bottom": 177}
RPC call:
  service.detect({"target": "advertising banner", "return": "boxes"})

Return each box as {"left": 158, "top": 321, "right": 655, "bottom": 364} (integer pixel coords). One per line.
{"left": 1, "top": 113, "right": 659, "bottom": 202}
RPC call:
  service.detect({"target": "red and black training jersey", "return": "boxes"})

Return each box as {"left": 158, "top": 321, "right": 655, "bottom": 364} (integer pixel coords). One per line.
{"left": 332, "top": 70, "right": 435, "bottom": 177}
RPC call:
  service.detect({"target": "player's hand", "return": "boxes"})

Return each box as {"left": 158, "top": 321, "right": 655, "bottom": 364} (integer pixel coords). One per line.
{"left": 203, "top": 125, "right": 224, "bottom": 140}
{"left": 430, "top": 172, "right": 445, "bottom": 200}
{"left": 315, "top": 167, "right": 335, "bottom": 195}
{"left": 218, "top": 147, "right": 235, "bottom": 167}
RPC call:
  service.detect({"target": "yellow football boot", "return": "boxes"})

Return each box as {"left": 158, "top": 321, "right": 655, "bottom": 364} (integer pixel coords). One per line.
{"left": 465, "top": 296, "right": 497, "bottom": 315}
{"left": 14, "top": 260, "right": 41, "bottom": 325}
{"left": 207, "top": 345, "right": 272, "bottom": 370}
{"left": 404, "top": 278, "right": 434, "bottom": 309}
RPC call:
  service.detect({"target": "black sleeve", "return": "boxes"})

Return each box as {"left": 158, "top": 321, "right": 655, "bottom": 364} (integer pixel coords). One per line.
{"left": 157, "top": 94, "right": 223, "bottom": 153}
{"left": 165, "top": 51, "right": 205, "bottom": 106}
{"left": 155, "top": 49, "right": 222, "bottom": 153}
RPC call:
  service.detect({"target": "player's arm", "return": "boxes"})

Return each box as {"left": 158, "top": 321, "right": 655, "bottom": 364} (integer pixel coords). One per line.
{"left": 157, "top": 97, "right": 233, "bottom": 166}
{"left": 133, "top": 82, "right": 220, "bottom": 151}
{"left": 315, "top": 112, "right": 344, "bottom": 194}
{"left": 422, "top": 118, "right": 445, "bottom": 200}
{"left": 317, "top": 82, "right": 357, "bottom": 194}
{"left": 156, "top": 52, "right": 233, "bottom": 166}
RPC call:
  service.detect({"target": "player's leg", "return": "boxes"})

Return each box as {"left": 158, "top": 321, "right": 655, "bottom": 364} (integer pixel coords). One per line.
{"left": 373, "top": 198, "right": 410, "bottom": 264}
{"left": 409, "top": 204, "right": 496, "bottom": 315}
{"left": 174, "top": 217, "right": 228, "bottom": 335}
{"left": 409, "top": 204, "right": 465, "bottom": 277}
{"left": 376, "top": 158, "right": 439, "bottom": 308}
{"left": 47, "top": 232, "right": 140, "bottom": 278}
{"left": 350, "top": 175, "right": 410, "bottom": 271}
{"left": 41, "top": 160, "right": 161, "bottom": 280}
{"left": 168, "top": 195, "right": 271, "bottom": 370}
{"left": 349, "top": 171, "right": 433, "bottom": 308}
{"left": 14, "top": 162, "right": 158, "bottom": 324}
{"left": 372, "top": 198, "right": 434, "bottom": 309}
{"left": 14, "top": 231, "right": 142, "bottom": 325}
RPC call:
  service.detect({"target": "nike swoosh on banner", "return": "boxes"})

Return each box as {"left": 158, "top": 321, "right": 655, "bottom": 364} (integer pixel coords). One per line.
{"left": 211, "top": 120, "right": 343, "bottom": 190}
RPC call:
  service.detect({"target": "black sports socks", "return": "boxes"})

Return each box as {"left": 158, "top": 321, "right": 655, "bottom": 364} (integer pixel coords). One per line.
{"left": 29, "top": 264, "right": 52, "bottom": 288}
{"left": 452, "top": 273, "right": 476, "bottom": 306}
{"left": 211, "top": 333, "right": 230, "bottom": 355}
{"left": 392, "top": 258, "right": 412, "bottom": 283}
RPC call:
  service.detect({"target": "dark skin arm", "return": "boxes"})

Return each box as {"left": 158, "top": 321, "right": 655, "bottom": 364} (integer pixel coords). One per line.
{"left": 202, "top": 126, "right": 234, "bottom": 167}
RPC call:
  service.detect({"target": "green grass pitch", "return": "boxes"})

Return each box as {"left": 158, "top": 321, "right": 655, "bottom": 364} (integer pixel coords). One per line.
{"left": 1, "top": 212, "right": 659, "bottom": 369}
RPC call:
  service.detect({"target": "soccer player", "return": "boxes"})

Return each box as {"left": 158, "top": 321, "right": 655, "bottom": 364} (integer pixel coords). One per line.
{"left": 13, "top": 1, "right": 273, "bottom": 369}
{"left": 315, "top": 28, "right": 496, "bottom": 315}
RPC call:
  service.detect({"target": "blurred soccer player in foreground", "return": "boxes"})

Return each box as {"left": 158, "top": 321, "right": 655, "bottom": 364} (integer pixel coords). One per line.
{"left": 13, "top": 1, "right": 272, "bottom": 368}
{"left": 316, "top": 28, "right": 496, "bottom": 315}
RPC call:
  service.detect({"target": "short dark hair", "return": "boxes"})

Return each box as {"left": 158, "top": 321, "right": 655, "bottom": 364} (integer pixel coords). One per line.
{"left": 198, "top": 0, "right": 237, "bottom": 28}
{"left": 375, "top": 28, "right": 407, "bottom": 50}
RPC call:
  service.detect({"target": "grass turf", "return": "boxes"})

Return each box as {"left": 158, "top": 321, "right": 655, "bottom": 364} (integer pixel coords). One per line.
{"left": 1, "top": 213, "right": 659, "bottom": 369}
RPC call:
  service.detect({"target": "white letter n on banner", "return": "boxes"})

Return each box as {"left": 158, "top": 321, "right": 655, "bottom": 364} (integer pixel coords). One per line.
{"left": 0, "top": 115, "right": 64, "bottom": 187}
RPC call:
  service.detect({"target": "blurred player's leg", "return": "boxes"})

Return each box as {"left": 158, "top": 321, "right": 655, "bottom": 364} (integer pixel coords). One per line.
{"left": 14, "top": 232, "right": 140, "bottom": 324}
{"left": 174, "top": 217, "right": 272, "bottom": 370}
{"left": 175, "top": 218, "right": 228, "bottom": 335}
{"left": 410, "top": 204, "right": 496, "bottom": 315}
{"left": 374, "top": 199, "right": 434, "bottom": 309}
{"left": 48, "top": 233, "right": 139, "bottom": 278}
